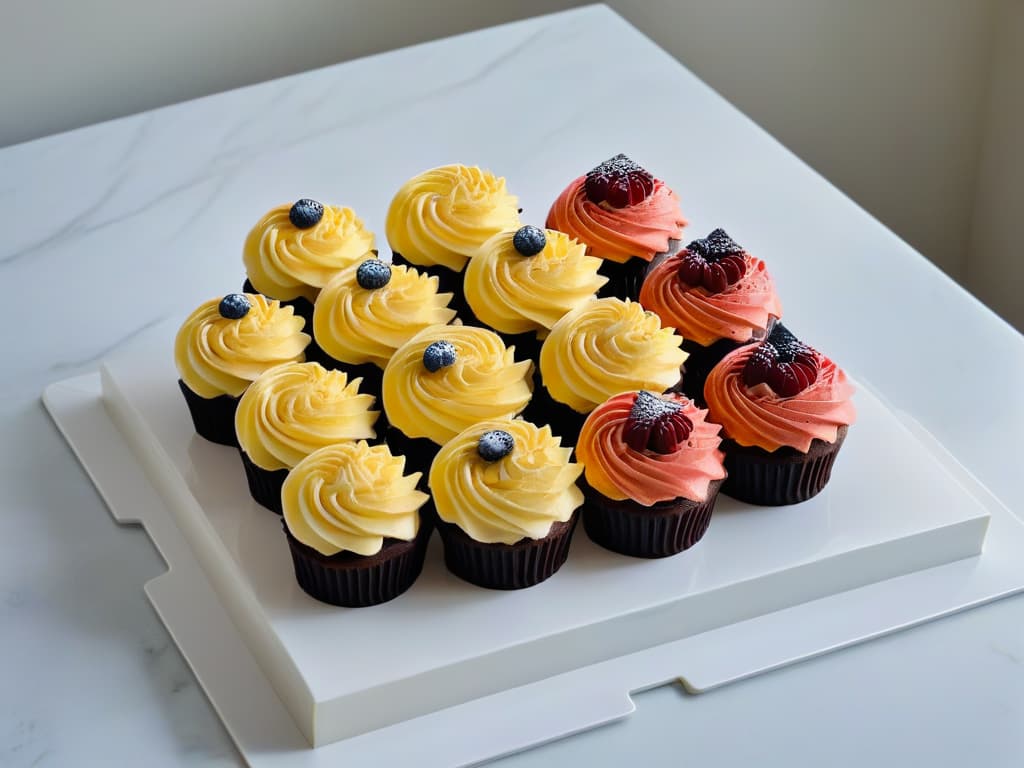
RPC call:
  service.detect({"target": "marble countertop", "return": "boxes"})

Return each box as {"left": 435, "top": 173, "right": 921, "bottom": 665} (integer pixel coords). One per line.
{"left": 2, "top": 5, "right": 1022, "bottom": 766}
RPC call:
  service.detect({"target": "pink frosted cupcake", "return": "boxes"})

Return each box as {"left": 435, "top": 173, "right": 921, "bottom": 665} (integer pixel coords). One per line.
{"left": 704, "top": 324, "right": 856, "bottom": 505}
{"left": 640, "top": 228, "right": 782, "bottom": 402}
{"left": 547, "top": 154, "right": 686, "bottom": 301}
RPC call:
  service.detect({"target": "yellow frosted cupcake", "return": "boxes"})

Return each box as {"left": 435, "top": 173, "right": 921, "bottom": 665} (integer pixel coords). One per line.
{"left": 382, "top": 324, "right": 533, "bottom": 476}
{"left": 530, "top": 297, "right": 687, "bottom": 444}
{"left": 312, "top": 256, "right": 457, "bottom": 397}
{"left": 234, "top": 362, "right": 378, "bottom": 513}
{"left": 464, "top": 226, "right": 607, "bottom": 360}
{"left": 242, "top": 198, "right": 375, "bottom": 326}
{"left": 385, "top": 164, "right": 520, "bottom": 319}
{"left": 282, "top": 441, "right": 430, "bottom": 607}
{"left": 174, "top": 293, "right": 309, "bottom": 446}
{"left": 429, "top": 418, "right": 583, "bottom": 589}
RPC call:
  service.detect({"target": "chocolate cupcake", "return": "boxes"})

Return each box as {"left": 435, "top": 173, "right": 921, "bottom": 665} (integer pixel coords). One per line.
{"left": 174, "top": 293, "right": 309, "bottom": 446}
{"left": 382, "top": 325, "right": 533, "bottom": 480}
{"left": 575, "top": 391, "right": 726, "bottom": 558}
{"left": 282, "top": 441, "right": 430, "bottom": 607}
{"left": 243, "top": 198, "right": 375, "bottom": 338}
{"left": 546, "top": 154, "right": 686, "bottom": 301}
{"left": 312, "top": 256, "right": 457, "bottom": 400}
{"left": 704, "top": 324, "right": 856, "bottom": 505}
{"left": 529, "top": 297, "right": 687, "bottom": 445}
{"left": 464, "top": 226, "right": 606, "bottom": 361}
{"left": 234, "top": 362, "right": 378, "bottom": 513}
{"left": 640, "top": 228, "right": 783, "bottom": 403}
{"left": 429, "top": 419, "right": 583, "bottom": 589}
{"left": 385, "top": 164, "right": 521, "bottom": 321}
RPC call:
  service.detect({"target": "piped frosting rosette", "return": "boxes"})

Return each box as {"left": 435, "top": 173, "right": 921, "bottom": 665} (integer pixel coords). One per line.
{"left": 282, "top": 441, "right": 427, "bottom": 557}
{"left": 464, "top": 228, "right": 607, "bottom": 335}
{"left": 429, "top": 419, "right": 583, "bottom": 545}
{"left": 382, "top": 325, "right": 533, "bottom": 445}
{"left": 576, "top": 391, "right": 726, "bottom": 506}
{"left": 243, "top": 203, "right": 375, "bottom": 302}
{"left": 313, "top": 259, "right": 457, "bottom": 368}
{"left": 174, "top": 294, "right": 309, "bottom": 398}
{"left": 704, "top": 340, "right": 856, "bottom": 453}
{"left": 539, "top": 298, "right": 688, "bottom": 413}
{"left": 640, "top": 236, "right": 783, "bottom": 346}
{"left": 234, "top": 362, "right": 378, "bottom": 471}
{"left": 385, "top": 164, "right": 521, "bottom": 272}
{"left": 546, "top": 177, "right": 685, "bottom": 264}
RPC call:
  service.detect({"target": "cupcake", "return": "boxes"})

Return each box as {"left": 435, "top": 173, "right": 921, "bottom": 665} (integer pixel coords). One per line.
{"left": 703, "top": 324, "right": 856, "bottom": 505}
{"left": 234, "top": 362, "right": 378, "bottom": 513}
{"left": 640, "top": 228, "right": 783, "bottom": 402}
{"left": 463, "top": 225, "right": 607, "bottom": 361}
{"left": 381, "top": 325, "right": 533, "bottom": 478}
{"left": 174, "top": 293, "right": 309, "bottom": 446}
{"left": 575, "top": 391, "right": 726, "bottom": 558}
{"left": 546, "top": 154, "right": 686, "bottom": 301}
{"left": 385, "top": 164, "right": 520, "bottom": 320}
{"left": 530, "top": 297, "right": 688, "bottom": 444}
{"left": 242, "top": 198, "right": 375, "bottom": 330}
{"left": 312, "top": 256, "right": 457, "bottom": 399}
{"left": 282, "top": 441, "right": 430, "bottom": 607}
{"left": 429, "top": 419, "right": 583, "bottom": 589}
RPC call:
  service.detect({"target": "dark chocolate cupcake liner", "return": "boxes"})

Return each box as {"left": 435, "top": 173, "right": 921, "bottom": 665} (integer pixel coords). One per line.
{"left": 178, "top": 379, "right": 240, "bottom": 447}
{"left": 600, "top": 238, "right": 682, "bottom": 302}
{"left": 437, "top": 514, "right": 578, "bottom": 590}
{"left": 678, "top": 337, "right": 748, "bottom": 405}
{"left": 285, "top": 523, "right": 431, "bottom": 607}
{"left": 389, "top": 252, "right": 476, "bottom": 324}
{"left": 580, "top": 477, "right": 721, "bottom": 558}
{"left": 498, "top": 330, "right": 543, "bottom": 364}
{"left": 521, "top": 383, "right": 589, "bottom": 447}
{"left": 721, "top": 426, "right": 848, "bottom": 506}
{"left": 596, "top": 256, "right": 650, "bottom": 302}
{"left": 239, "top": 450, "right": 289, "bottom": 514}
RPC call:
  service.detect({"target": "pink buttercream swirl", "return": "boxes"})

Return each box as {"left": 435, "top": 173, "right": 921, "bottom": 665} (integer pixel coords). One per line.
{"left": 704, "top": 344, "right": 856, "bottom": 452}
{"left": 640, "top": 252, "right": 783, "bottom": 346}
{"left": 577, "top": 392, "right": 726, "bottom": 505}
{"left": 546, "top": 176, "right": 686, "bottom": 264}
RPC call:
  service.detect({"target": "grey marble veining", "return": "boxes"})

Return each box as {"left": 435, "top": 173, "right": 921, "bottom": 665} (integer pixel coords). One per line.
{"left": 2, "top": 4, "right": 1023, "bottom": 766}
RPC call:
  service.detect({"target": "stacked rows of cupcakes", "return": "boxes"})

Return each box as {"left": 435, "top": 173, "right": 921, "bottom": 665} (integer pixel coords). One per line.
{"left": 174, "top": 155, "right": 856, "bottom": 608}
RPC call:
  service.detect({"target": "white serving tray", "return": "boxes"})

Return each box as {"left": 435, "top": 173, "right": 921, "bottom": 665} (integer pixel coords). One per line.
{"left": 40, "top": 316, "right": 1024, "bottom": 765}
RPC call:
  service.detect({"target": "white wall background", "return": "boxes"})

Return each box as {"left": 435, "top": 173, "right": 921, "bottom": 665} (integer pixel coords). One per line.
{"left": 4, "top": 0, "right": 1020, "bottom": 329}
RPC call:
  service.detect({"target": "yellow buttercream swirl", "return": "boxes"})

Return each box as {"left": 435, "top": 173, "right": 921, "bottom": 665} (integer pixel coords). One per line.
{"left": 385, "top": 164, "right": 521, "bottom": 272}
{"left": 313, "top": 259, "right": 457, "bottom": 368}
{"left": 429, "top": 419, "right": 583, "bottom": 545}
{"left": 174, "top": 294, "right": 309, "bottom": 399}
{"left": 235, "top": 362, "right": 378, "bottom": 471}
{"left": 282, "top": 441, "right": 427, "bottom": 557}
{"left": 382, "top": 325, "right": 533, "bottom": 445}
{"left": 464, "top": 229, "right": 608, "bottom": 335}
{"left": 243, "top": 203, "right": 375, "bottom": 302}
{"left": 539, "top": 298, "right": 688, "bottom": 413}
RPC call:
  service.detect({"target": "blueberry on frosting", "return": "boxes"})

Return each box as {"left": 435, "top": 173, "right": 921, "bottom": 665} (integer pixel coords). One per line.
{"left": 512, "top": 225, "right": 547, "bottom": 257}
{"left": 288, "top": 198, "right": 324, "bottom": 229}
{"left": 422, "top": 340, "right": 457, "bottom": 372}
{"left": 356, "top": 259, "right": 392, "bottom": 289}
{"left": 477, "top": 429, "right": 514, "bottom": 461}
{"left": 218, "top": 293, "right": 251, "bottom": 319}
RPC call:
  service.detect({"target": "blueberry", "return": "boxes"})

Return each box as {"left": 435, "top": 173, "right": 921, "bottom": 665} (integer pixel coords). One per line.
{"left": 422, "top": 340, "right": 457, "bottom": 372}
{"left": 356, "top": 259, "right": 392, "bottom": 290}
{"left": 477, "top": 430, "right": 514, "bottom": 461}
{"left": 512, "top": 225, "right": 547, "bottom": 257}
{"left": 289, "top": 198, "right": 324, "bottom": 229}
{"left": 218, "top": 293, "right": 251, "bottom": 319}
